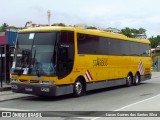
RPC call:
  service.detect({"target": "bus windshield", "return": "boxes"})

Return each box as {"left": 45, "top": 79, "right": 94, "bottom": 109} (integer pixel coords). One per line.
{"left": 14, "top": 32, "right": 57, "bottom": 76}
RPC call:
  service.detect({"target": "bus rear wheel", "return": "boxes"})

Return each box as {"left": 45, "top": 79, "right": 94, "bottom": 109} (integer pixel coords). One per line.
{"left": 126, "top": 73, "right": 133, "bottom": 87}
{"left": 133, "top": 73, "right": 140, "bottom": 85}
{"left": 73, "top": 79, "right": 85, "bottom": 97}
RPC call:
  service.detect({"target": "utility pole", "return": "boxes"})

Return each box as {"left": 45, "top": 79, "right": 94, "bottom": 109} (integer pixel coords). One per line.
{"left": 47, "top": 10, "right": 51, "bottom": 26}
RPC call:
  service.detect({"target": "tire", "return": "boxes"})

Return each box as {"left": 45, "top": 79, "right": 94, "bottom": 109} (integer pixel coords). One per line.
{"left": 133, "top": 73, "right": 140, "bottom": 85}
{"left": 73, "top": 79, "right": 85, "bottom": 97}
{"left": 126, "top": 73, "right": 133, "bottom": 87}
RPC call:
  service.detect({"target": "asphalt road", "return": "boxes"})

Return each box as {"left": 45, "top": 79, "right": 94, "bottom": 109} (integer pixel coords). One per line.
{"left": 0, "top": 73, "right": 160, "bottom": 120}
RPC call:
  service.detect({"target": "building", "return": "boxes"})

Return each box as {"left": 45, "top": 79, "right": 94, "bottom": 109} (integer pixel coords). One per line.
{"left": 25, "top": 21, "right": 37, "bottom": 28}
{"left": 6, "top": 26, "right": 22, "bottom": 32}
{"left": 0, "top": 33, "right": 7, "bottom": 45}
{"left": 0, "top": 26, "right": 21, "bottom": 84}
{"left": 74, "top": 24, "right": 88, "bottom": 29}
{"left": 104, "top": 27, "right": 121, "bottom": 33}
{"left": 25, "top": 21, "right": 48, "bottom": 28}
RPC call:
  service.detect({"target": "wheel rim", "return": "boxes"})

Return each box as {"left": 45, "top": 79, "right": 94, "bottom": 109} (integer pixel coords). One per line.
{"left": 75, "top": 81, "right": 82, "bottom": 95}
{"left": 135, "top": 74, "right": 139, "bottom": 84}
{"left": 127, "top": 75, "right": 132, "bottom": 85}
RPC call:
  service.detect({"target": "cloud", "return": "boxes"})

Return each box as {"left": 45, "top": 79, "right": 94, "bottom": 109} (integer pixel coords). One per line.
{"left": 0, "top": 0, "right": 160, "bottom": 37}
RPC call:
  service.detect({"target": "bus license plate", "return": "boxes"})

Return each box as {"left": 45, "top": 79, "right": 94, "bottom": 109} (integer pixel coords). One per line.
{"left": 25, "top": 88, "right": 33, "bottom": 92}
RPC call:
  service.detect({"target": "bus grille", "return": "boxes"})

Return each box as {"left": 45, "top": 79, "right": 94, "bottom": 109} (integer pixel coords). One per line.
{"left": 19, "top": 79, "right": 28, "bottom": 83}
{"left": 30, "top": 80, "right": 40, "bottom": 83}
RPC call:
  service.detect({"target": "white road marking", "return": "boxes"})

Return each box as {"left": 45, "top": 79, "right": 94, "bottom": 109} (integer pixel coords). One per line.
{"left": 152, "top": 76, "right": 160, "bottom": 78}
{"left": 114, "top": 94, "right": 160, "bottom": 111}
{"left": 91, "top": 93, "right": 160, "bottom": 120}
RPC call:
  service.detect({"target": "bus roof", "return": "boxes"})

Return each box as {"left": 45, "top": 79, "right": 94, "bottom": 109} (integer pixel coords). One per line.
{"left": 19, "top": 26, "right": 150, "bottom": 44}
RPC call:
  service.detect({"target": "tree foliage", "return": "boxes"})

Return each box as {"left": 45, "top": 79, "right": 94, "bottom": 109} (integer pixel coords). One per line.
{"left": 121, "top": 27, "right": 146, "bottom": 38}
{"left": 0, "top": 23, "right": 8, "bottom": 32}
{"left": 52, "top": 23, "right": 66, "bottom": 27}
{"left": 86, "top": 26, "right": 97, "bottom": 29}
{"left": 149, "top": 35, "right": 160, "bottom": 48}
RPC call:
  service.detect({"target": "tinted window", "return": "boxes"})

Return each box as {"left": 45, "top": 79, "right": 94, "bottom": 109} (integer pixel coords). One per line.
{"left": 15, "top": 32, "right": 57, "bottom": 76}
{"left": 77, "top": 33, "right": 150, "bottom": 56}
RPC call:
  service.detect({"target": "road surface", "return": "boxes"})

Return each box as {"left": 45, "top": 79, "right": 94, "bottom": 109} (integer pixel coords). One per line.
{"left": 0, "top": 72, "right": 160, "bottom": 120}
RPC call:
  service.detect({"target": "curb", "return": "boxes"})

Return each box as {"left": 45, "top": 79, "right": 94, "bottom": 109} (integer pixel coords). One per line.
{"left": 0, "top": 87, "right": 11, "bottom": 92}
{"left": 0, "top": 95, "right": 34, "bottom": 102}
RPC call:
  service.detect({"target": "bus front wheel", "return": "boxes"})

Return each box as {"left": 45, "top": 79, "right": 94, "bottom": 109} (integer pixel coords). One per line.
{"left": 73, "top": 79, "right": 85, "bottom": 97}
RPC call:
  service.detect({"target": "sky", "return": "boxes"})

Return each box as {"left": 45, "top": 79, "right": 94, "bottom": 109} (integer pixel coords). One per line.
{"left": 0, "top": 0, "right": 160, "bottom": 37}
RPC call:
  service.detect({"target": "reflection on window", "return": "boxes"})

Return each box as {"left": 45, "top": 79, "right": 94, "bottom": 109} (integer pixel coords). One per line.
{"left": 15, "top": 32, "right": 57, "bottom": 76}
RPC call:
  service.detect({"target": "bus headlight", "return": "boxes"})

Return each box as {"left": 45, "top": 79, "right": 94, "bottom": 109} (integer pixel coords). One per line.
{"left": 40, "top": 81, "right": 54, "bottom": 85}
{"left": 11, "top": 79, "right": 19, "bottom": 83}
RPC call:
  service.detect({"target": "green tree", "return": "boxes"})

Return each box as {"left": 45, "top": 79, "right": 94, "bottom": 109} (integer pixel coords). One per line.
{"left": 0, "top": 27, "right": 2, "bottom": 32}
{"left": 0, "top": 23, "right": 8, "bottom": 32}
{"left": 121, "top": 27, "right": 132, "bottom": 37}
{"left": 86, "top": 26, "right": 97, "bottom": 29}
{"left": 139, "top": 28, "right": 146, "bottom": 34}
{"left": 149, "top": 35, "right": 160, "bottom": 48}
{"left": 52, "top": 23, "right": 66, "bottom": 26}
{"left": 121, "top": 27, "right": 146, "bottom": 38}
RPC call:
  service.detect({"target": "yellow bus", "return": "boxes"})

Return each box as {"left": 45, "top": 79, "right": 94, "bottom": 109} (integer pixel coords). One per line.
{"left": 11, "top": 26, "right": 152, "bottom": 97}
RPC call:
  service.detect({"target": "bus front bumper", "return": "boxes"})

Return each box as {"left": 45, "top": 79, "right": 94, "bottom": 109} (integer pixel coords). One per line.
{"left": 11, "top": 83, "right": 73, "bottom": 96}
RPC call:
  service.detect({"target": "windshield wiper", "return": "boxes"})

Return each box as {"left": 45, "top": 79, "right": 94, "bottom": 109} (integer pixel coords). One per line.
{"left": 29, "top": 48, "right": 42, "bottom": 77}
{"left": 32, "top": 49, "right": 36, "bottom": 67}
{"left": 32, "top": 49, "right": 42, "bottom": 77}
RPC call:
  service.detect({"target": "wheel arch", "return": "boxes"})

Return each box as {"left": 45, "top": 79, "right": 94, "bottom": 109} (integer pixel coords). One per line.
{"left": 76, "top": 75, "right": 86, "bottom": 87}
{"left": 73, "top": 75, "right": 86, "bottom": 97}
{"left": 128, "top": 71, "right": 133, "bottom": 78}
{"left": 135, "top": 71, "right": 141, "bottom": 83}
{"left": 135, "top": 71, "right": 141, "bottom": 76}
{"left": 126, "top": 71, "right": 134, "bottom": 86}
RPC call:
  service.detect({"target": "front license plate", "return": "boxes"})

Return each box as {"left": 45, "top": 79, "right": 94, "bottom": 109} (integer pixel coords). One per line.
{"left": 25, "top": 88, "right": 33, "bottom": 92}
